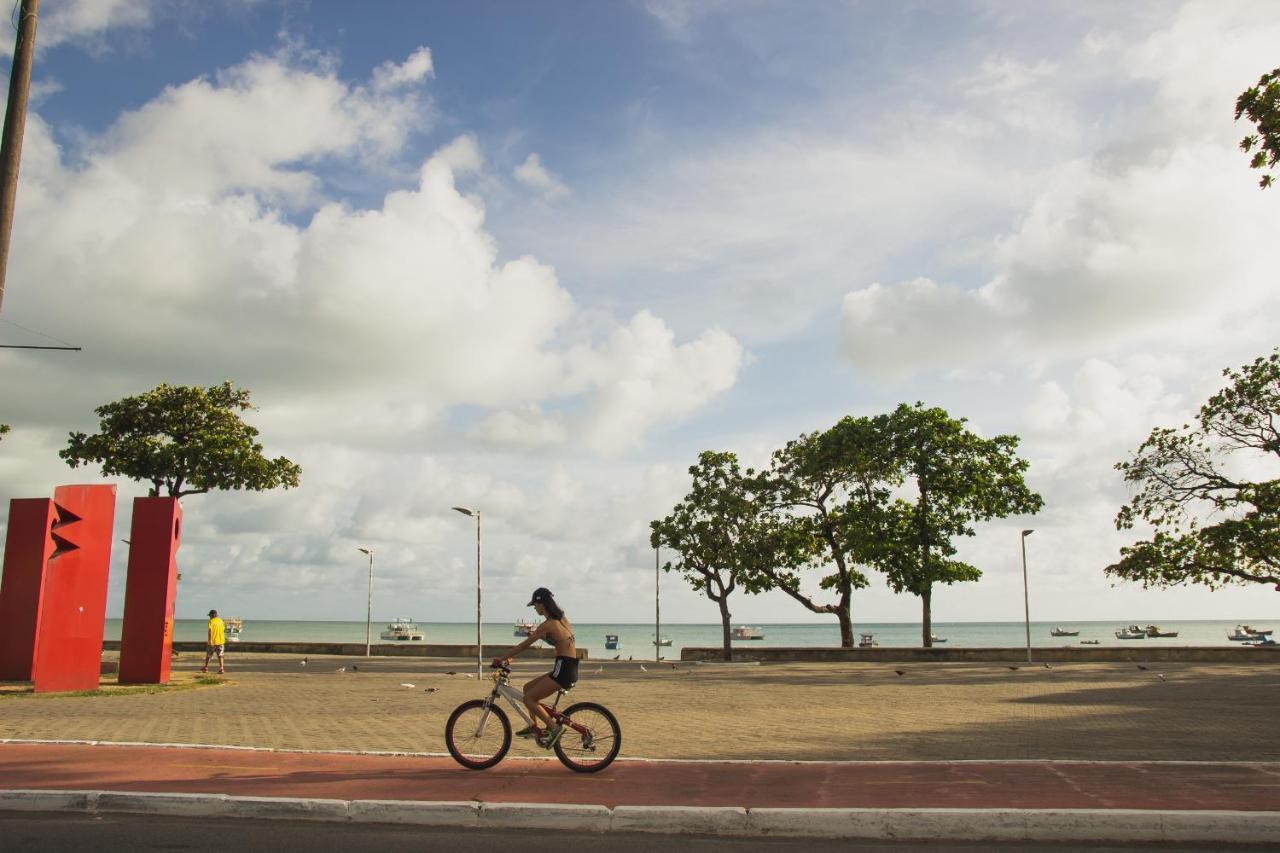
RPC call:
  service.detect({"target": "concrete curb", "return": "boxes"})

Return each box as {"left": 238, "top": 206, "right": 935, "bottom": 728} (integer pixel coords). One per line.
{"left": 2, "top": 788, "right": 1279, "bottom": 843}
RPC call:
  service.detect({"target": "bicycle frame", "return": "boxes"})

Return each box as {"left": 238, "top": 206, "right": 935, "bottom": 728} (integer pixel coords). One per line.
{"left": 472, "top": 668, "right": 591, "bottom": 742}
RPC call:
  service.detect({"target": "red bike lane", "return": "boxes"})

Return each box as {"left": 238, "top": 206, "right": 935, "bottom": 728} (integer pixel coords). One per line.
{"left": 3, "top": 743, "right": 1280, "bottom": 811}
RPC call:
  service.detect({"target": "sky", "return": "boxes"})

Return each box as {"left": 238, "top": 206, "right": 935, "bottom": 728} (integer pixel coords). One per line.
{"left": 0, "top": 0, "right": 1277, "bottom": 628}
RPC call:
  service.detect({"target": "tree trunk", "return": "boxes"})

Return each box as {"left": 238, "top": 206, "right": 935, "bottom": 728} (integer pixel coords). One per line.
{"left": 921, "top": 586, "right": 932, "bottom": 648}
{"left": 837, "top": 585, "right": 853, "bottom": 648}
{"left": 718, "top": 596, "right": 733, "bottom": 662}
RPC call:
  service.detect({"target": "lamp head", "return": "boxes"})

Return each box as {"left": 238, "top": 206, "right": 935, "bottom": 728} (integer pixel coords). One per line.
{"left": 358, "top": 547, "right": 372, "bottom": 555}
{"left": 1021, "top": 529, "right": 1034, "bottom": 537}
{"left": 452, "top": 506, "right": 477, "bottom": 517}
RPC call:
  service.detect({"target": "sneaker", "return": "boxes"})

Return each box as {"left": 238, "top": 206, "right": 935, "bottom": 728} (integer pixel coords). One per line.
{"left": 539, "top": 723, "right": 565, "bottom": 749}
{"left": 514, "top": 725, "right": 542, "bottom": 739}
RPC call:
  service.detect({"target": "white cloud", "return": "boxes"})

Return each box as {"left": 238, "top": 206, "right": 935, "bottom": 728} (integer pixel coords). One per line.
{"left": 469, "top": 407, "right": 567, "bottom": 449}
{"left": 371, "top": 46, "right": 433, "bottom": 92}
{"left": 513, "top": 152, "right": 569, "bottom": 200}
{"left": 0, "top": 0, "right": 157, "bottom": 56}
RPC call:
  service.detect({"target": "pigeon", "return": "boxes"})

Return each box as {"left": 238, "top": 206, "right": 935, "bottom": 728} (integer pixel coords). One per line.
{"left": 1157, "top": 673, "right": 1166, "bottom": 682}
{"left": 424, "top": 687, "right": 439, "bottom": 693}
{"left": 1042, "top": 663, "right": 1052, "bottom": 670}
{"left": 1136, "top": 665, "right": 1149, "bottom": 671}
{"left": 352, "top": 665, "right": 358, "bottom": 672}
{"left": 639, "top": 664, "right": 648, "bottom": 672}
{"left": 446, "top": 671, "right": 457, "bottom": 676}
{"left": 592, "top": 667, "right": 604, "bottom": 675}
{"left": 400, "top": 683, "right": 415, "bottom": 688}
{"left": 894, "top": 670, "right": 905, "bottom": 677}
{"left": 300, "top": 658, "right": 308, "bottom": 666}
{"left": 336, "top": 666, "right": 346, "bottom": 673}
{"left": 612, "top": 655, "right": 621, "bottom": 661}
{"left": 670, "top": 664, "right": 678, "bottom": 670}
{"left": 628, "top": 656, "right": 633, "bottom": 661}
{"left": 1006, "top": 665, "right": 1019, "bottom": 671}
{"left": 464, "top": 673, "right": 475, "bottom": 679}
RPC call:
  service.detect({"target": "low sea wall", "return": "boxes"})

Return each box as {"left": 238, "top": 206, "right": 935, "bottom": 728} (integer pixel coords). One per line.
{"left": 680, "top": 645, "right": 1280, "bottom": 663}
{"left": 101, "top": 641, "right": 587, "bottom": 660}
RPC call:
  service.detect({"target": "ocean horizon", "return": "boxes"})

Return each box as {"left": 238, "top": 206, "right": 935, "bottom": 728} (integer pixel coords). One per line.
{"left": 105, "top": 618, "right": 1277, "bottom": 652}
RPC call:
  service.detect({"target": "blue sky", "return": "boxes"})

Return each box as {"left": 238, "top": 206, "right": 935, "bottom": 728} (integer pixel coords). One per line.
{"left": 0, "top": 1, "right": 1277, "bottom": 629}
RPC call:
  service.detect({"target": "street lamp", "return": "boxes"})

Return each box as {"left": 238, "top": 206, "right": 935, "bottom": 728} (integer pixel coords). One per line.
{"left": 358, "top": 547, "right": 374, "bottom": 657}
{"left": 1020, "top": 530, "right": 1034, "bottom": 664}
{"left": 452, "top": 506, "right": 482, "bottom": 677}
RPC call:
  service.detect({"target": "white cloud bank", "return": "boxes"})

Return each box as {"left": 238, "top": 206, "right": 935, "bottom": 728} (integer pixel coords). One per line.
{"left": 513, "top": 152, "right": 569, "bottom": 200}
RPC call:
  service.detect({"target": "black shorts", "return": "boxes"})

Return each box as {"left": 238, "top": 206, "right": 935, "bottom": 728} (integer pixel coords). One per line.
{"left": 549, "top": 655, "right": 578, "bottom": 689}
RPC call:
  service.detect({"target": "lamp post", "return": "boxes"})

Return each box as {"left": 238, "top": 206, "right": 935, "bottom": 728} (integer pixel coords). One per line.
{"left": 358, "top": 547, "right": 374, "bottom": 657}
{"left": 452, "top": 507, "right": 482, "bottom": 677}
{"left": 655, "top": 546, "right": 661, "bottom": 663}
{"left": 1020, "top": 530, "right": 1034, "bottom": 664}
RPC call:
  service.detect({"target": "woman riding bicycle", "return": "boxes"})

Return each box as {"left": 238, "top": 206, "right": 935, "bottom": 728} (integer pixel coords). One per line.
{"left": 493, "top": 587, "right": 577, "bottom": 747}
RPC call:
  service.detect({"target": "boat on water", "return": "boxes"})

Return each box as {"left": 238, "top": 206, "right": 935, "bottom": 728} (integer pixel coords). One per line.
{"left": 858, "top": 633, "right": 878, "bottom": 648}
{"left": 1050, "top": 627, "right": 1079, "bottom": 637}
{"left": 1143, "top": 625, "right": 1179, "bottom": 638}
{"left": 379, "top": 618, "right": 424, "bottom": 641}
{"left": 605, "top": 634, "right": 621, "bottom": 650}
{"left": 1115, "top": 625, "right": 1147, "bottom": 640}
{"left": 653, "top": 635, "right": 672, "bottom": 647}
{"left": 1228, "top": 625, "right": 1274, "bottom": 642}
{"left": 1243, "top": 637, "right": 1277, "bottom": 647}
{"left": 513, "top": 618, "right": 536, "bottom": 637}
{"left": 224, "top": 617, "right": 243, "bottom": 635}
{"left": 731, "top": 626, "right": 765, "bottom": 641}
{"left": 1080, "top": 639, "right": 1100, "bottom": 645}
{"left": 930, "top": 634, "right": 947, "bottom": 643}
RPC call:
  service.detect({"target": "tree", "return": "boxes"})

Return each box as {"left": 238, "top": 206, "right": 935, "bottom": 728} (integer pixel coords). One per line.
{"left": 1236, "top": 66, "right": 1280, "bottom": 189}
{"left": 1108, "top": 350, "right": 1280, "bottom": 591}
{"left": 0, "top": 423, "right": 8, "bottom": 442}
{"left": 880, "top": 404, "right": 1043, "bottom": 647}
{"left": 756, "top": 416, "right": 900, "bottom": 648}
{"left": 61, "top": 381, "right": 301, "bottom": 498}
{"left": 650, "top": 451, "right": 773, "bottom": 661}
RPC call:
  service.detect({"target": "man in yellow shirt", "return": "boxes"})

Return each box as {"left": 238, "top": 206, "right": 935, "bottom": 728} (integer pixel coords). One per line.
{"left": 203, "top": 609, "right": 226, "bottom": 674}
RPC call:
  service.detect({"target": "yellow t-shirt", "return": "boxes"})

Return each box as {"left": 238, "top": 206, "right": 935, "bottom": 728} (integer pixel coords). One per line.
{"left": 208, "top": 617, "right": 226, "bottom": 646}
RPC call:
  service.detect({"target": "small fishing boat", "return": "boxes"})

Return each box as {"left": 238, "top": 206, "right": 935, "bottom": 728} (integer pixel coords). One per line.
{"left": 513, "top": 618, "right": 536, "bottom": 637}
{"left": 379, "top": 618, "right": 424, "bottom": 641}
{"left": 653, "top": 635, "right": 672, "bottom": 647}
{"left": 1080, "top": 639, "right": 1100, "bottom": 645}
{"left": 930, "top": 634, "right": 948, "bottom": 643}
{"left": 731, "top": 626, "right": 764, "bottom": 640}
{"left": 1115, "top": 625, "right": 1147, "bottom": 640}
{"left": 1243, "top": 637, "right": 1277, "bottom": 647}
{"left": 605, "top": 634, "right": 621, "bottom": 650}
{"left": 1050, "top": 627, "right": 1079, "bottom": 637}
{"left": 1228, "top": 625, "right": 1273, "bottom": 642}
{"left": 1143, "top": 625, "right": 1178, "bottom": 638}
{"left": 224, "top": 617, "right": 244, "bottom": 635}
{"left": 858, "top": 633, "right": 878, "bottom": 648}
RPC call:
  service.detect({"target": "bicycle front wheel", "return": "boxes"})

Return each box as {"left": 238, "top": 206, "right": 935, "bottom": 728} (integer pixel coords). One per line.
{"left": 445, "top": 699, "right": 511, "bottom": 770}
{"left": 554, "top": 701, "right": 621, "bottom": 773}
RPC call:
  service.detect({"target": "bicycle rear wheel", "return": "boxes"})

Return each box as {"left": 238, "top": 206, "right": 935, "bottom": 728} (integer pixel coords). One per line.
{"left": 553, "top": 701, "right": 621, "bottom": 773}
{"left": 445, "top": 699, "right": 511, "bottom": 770}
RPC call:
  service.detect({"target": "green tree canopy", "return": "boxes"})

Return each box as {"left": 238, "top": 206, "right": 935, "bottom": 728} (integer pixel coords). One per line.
{"left": 880, "top": 403, "right": 1043, "bottom": 647}
{"left": 1108, "top": 350, "right": 1280, "bottom": 590}
{"left": 60, "top": 381, "right": 301, "bottom": 498}
{"left": 0, "top": 423, "right": 9, "bottom": 442}
{"left": 756, "top": 416, "right": 900, "bottom": 648}
{"left": 1236, "top": 66, "right": 1280, "bottom": 189}
{"left": 650, "top": 451, "right": 774, "bottom": 661}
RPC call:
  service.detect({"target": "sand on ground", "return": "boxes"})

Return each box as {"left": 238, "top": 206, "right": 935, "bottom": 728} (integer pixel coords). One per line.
{"left": 1, "top": 653, "right": 1275, "bottom": 762}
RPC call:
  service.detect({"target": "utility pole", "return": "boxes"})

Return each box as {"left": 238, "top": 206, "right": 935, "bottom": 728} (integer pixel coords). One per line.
{"left": 654, "top": 547, "right": 661, "bottom": 662}
{"left": 0, "top": 0, "right": 40, "bottom": 315}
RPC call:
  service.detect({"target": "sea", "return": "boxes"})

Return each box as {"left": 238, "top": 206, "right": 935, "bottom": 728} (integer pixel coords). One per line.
{"left": 103, "top": 618, "right": 1275, "bottom": 653}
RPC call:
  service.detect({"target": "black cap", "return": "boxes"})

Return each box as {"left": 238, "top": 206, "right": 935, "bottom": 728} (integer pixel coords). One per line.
{"left": 208, "top": 609, "right": 218, "bottom": 617}
{"left": 527, "top": 587, "right": 553, "bottom": 606}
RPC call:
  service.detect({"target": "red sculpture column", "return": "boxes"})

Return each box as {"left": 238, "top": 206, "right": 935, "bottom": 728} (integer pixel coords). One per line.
{"left": 29, "top": 485, "right": 117, "bottom": 692}
{"left": 0, "top": 499, "right": 58, "bottom": 681}
{"left": 118, "top": 497, "right": 182, "bottom": 684}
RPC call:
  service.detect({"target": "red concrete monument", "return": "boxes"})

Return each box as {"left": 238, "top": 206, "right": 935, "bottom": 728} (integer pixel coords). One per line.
{"left": 118, "top": 497, "right": 182, "bottom": 684}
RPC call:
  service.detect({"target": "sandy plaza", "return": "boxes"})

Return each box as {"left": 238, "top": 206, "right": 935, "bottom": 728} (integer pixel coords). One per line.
{"left": 2, "top": 653, "right": 1276, "bottom": 763}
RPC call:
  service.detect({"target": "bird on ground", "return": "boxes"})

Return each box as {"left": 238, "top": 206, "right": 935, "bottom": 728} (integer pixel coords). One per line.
{"left": 424, "top": 687, "right": 439, "bottom": 693}
{"left": 612, "top": 655, "right": 620, "bottom": 661}
{"left": 628, "top": 656, "right": 633, "bottom": 661}
{"left": 894, "top": 670, "right": 906, "bottom": 677}
{"left": 639, "top": 664, "right": 648, "bottom": 672}
{"left": 400, "top": 683, "right": 415, "bottom": 689}
{"left": 464, "top": 673, "right": 475, "bottom": 679}
{"left": 1006, "top": 665, "right": 1019, "bottom": 671}
{"left": 592, "top": 667, "right": 604, "bottom": 674}
{"left": 300, "top": 658, "right": 308, "bottom": 666}
{"left": 670, "top": 664, "right": 678, "bottom": 670}
{"left": 446, "top": 671, "right": 457, "bottom": 676}
{"left": 1042, "top": 663, "right": 1052, "bottom": 670}
{"left": 1136, "top": 665, "right": 1149, "bottom": 671}
{"left": 352, "top": 665, "right": 358, "bottom": 672}
{"left": 1157, "top": 674, "right": 1166, "bottom": 682}
{"left": 336, "top": 666, "right": 346, "bottom": 673}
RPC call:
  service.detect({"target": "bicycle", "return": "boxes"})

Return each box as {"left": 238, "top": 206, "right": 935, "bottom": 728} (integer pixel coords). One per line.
{"left": 444, "top": 661, "right": 621, "bottom": 773}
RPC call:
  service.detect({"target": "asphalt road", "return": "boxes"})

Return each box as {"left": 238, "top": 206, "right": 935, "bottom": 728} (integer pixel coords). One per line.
{"left": 1, "top": 814, "right": 1270, "bottom": 853}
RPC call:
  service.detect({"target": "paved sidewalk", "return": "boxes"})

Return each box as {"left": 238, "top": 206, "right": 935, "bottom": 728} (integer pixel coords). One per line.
{"left": 3, "top": 742, "right": 1279, "bottom": 811}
